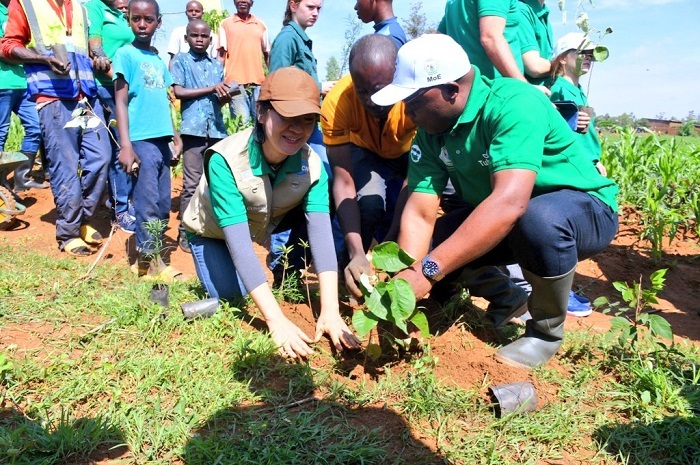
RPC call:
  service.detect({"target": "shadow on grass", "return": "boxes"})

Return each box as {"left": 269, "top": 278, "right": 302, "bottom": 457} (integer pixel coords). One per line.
{"left": 0, "top": 410, "right": 128, "bottom": 464}
{"left": 593, "top": 365, "right": 700, "bottom": 464}
{"left": 181, "top": 352, "right": 445, "bottom": 464}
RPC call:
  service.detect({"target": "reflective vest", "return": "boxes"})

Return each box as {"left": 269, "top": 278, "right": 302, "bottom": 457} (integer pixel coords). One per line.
{"left": 19, "top": 0, "right": 97, "bottom": 99}
{"left": 183, "top": 128, "right": 323, "bottom": 244}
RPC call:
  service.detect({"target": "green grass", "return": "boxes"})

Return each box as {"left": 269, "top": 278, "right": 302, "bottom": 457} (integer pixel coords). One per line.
{"left": 1, "top": 237, "right": 699, "bottom": 464}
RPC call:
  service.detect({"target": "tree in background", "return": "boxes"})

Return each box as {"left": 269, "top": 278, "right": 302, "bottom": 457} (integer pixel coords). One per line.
{"left": 402, "top": 1, "right": 436, "bottom": 40}
{"left": 202, "top": 9, "right": 229, "bottom": 34}
{"left": 324, "top": 14, "right": 364, "bottom": 80}
{"left": 325, "top": 56, "right": 341, "bottom": 82}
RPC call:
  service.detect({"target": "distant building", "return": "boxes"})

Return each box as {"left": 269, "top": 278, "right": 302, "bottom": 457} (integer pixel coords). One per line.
{"left": 646, "top": 118, "right": 683, "bottom": 135}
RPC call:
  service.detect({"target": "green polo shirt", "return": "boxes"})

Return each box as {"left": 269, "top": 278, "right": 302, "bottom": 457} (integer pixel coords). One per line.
{"left": 84, "top": 0, "right": 134, "bottom": 87}
{"left": 408, "top": 68, "right": 618, "bottom": 211}
{"left": 0, "top": 3, "right": 27, "bottom": 90}
{"left": 438, "top": 0, "right": 523, "bottom": 80}
{"left": 549, "top": 75, "right": 602, "bottom": 164}
{"left": 207, "top": 136, "right": 330, "bottom": 229}
{"left": 518, "top": 0, "right": 554, "bottom": 85}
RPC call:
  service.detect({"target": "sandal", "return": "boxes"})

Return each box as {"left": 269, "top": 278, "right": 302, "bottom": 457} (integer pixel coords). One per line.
{"left": 152, "top": 265, "right": 184, "bottom": 284}
{"left": 80, "top": 224, "right": 103, "bottom": 245}
{"left": 64, "top": 238, "right": 93, "bottom": 256}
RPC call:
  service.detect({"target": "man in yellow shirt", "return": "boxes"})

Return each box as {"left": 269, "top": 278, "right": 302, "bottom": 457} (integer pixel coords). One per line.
{"left": 324, "top": 34, "right": 529, "bottom": 324}
{"left": 322, "top": 34, "right": 415, "bottom": 296}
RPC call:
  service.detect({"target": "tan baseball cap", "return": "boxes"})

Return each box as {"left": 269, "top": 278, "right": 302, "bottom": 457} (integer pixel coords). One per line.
{"left": 259, "top": 67, "right": 321, "bottom": 117}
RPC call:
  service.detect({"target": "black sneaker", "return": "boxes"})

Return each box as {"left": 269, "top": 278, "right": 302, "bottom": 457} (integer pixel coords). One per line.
{"left": 178, "top": 231, "right": 191, "bottom": 254}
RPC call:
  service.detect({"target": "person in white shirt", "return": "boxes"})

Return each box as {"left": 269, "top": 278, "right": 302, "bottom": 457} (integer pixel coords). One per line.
{"left": 167, "top": 1, "right": 218, "bottom": 66}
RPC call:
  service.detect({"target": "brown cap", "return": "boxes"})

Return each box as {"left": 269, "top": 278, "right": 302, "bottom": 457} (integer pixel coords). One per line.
{"left": 258, "top": 67, "right": 321, "bottom": 117}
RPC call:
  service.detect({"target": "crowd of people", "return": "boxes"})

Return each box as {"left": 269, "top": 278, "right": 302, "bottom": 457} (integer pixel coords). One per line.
{"left": 0, "top": 0, "right": 618, "bottom": 367}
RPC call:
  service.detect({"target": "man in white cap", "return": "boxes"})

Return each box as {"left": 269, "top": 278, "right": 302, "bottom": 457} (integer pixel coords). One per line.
{"left": 371, "top": 34, "right": 619, "bottom": 369}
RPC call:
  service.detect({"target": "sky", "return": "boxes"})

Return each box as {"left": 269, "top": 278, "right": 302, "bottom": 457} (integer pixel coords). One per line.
{"left": 155, "top": 0, "right": 700, "bottom": 120}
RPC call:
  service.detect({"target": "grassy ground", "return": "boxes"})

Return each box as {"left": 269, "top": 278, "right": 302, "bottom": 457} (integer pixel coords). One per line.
{"left": 1, "top": 235, "right": 699, "bottom": 464}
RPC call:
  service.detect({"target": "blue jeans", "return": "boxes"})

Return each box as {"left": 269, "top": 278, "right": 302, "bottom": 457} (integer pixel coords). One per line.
{"left": 0, "top": 88, "right": 41, "bottom": 153}
{"left": 229, "top": 85, "right": 260, "bottom": 127}
{"left": 96, "top": 85, "right": 133, "bottom": 217}
{"left": 433, "top": 189, "right": 619, "bottom": 278}
{"left": 38, "top": 99, "right": 110, "bottom": 247}
{"left": 131, "top": 138, "right": 172, "bottom": 252}
{"left": 178, "top": 135, "right": 221, "bottom": 234}
{"left": 351, "top": 146, "right": 407, "bottom": 251}
{"left": 189, "top": 234, "right": 246, "bottom": 300}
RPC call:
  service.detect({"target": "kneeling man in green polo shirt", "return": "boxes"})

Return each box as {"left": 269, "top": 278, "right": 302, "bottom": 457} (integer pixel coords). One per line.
{"left": 371, "top": 34, "right": 619, "bottom": 369}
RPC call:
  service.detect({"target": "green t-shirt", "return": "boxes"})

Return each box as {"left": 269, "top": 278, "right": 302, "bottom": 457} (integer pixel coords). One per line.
{"left": 0, "top": 3, "right": 27, "bottom": 90}
{"left": 407, "top": 68, "right": 618, "bottom": 211}
{"left": 518, "top": 0, "right": 553, "bottom": 85}
{"left": 549, "top": 75, "right": 602, "bottom": 164}
{"left": 438, "top": 0, "right": 523, "bottom": 80}
{"left": 84, "top": 0, "right": 134, "bottom": 87}
{"left": 207, "top": 136, "right": 330, "bottom": 229}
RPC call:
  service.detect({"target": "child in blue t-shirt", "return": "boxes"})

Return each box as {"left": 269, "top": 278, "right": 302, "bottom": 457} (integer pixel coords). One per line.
{"left": 113, "top": 0, "right": 183, "bottom": 277}
{"left": 170, "top": 19, "right": 232, "bottom": 254}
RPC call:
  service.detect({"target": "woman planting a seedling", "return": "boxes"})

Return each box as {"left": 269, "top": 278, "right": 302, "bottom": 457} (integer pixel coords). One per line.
{"left": 182, "top": 67, "right": 361, "bottom": 359}
{"left": 549, "top": 32, "right": 608, "bottom": 177}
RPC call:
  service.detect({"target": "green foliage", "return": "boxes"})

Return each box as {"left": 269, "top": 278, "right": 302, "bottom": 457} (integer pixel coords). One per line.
{"left": 678, "top": 120, "right": 696, "bottom": 137}
{"left": 325, "top": 55, "right": 341, "bottom": 81}
{"left": 352, "top": 242, "right": 429, "bottom": 347}
{"left": 402, "top": 1, "right": 437, "bottom": 40}
{"left": 201, "top": 9, "right": 229, "bottom": 33}
{"left": 0, "top": 353, "right": 12, "bottom": 383}
{"left": 142, "top": 218, "right": 169, "bottom": 258}
{"left": 3, "top": 114, "right": 24, "bottom": 152}
{"left": 338, "top": 14, "right": 364, "bottom": 76}
{"left": 601, "top": 129, "right": 700, "bottom": 259}
{"left": 598, "top": 269, "right": 672, "bottom": 351}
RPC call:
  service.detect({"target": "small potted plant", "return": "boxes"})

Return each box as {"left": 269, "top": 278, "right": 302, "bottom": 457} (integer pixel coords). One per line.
{"left": 141, "top": 219, "right": 171, "bottom": 307}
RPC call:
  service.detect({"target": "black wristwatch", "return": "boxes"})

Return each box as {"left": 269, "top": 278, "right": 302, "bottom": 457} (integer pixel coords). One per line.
{"left": 421, "top": 255, "right": 444, "bottom": 282}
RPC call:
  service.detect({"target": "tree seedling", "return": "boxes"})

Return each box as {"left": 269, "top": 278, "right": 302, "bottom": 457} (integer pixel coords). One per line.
{"left": 352, "top": 242, "right": 430, "bottom": 359}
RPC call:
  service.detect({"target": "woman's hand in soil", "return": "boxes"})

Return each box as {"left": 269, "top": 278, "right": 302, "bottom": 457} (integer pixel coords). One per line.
{"left": 267, "top": 317, "right": 315, "bottom": 359}
{"left": 314, "top": 312, "right": 361, "bottom": 352}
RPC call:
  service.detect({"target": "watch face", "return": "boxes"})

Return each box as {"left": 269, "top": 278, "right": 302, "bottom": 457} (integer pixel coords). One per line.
{"left": 422, "top": 257, "right": 440, "bottom": 279}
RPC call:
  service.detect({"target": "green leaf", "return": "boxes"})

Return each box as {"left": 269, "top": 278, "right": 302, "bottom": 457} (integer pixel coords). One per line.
{"left": 648, "top": 314, "right": 673, "bottom": 341}
{"left": 593, "top": 45, "right": 609, "bottom": 62}
{"left": 650, "top": 268, "right": 667, "bottom": 287}
{"left": 352, "top": 310, "right": 379, "bottom": 337}
{"left": 640, "top": 390, "right": 651, "bottom": 405}
{"left": 609, "top": 316, "right": 630, "bottom": 331}
{"left": 388, "top": 278, "right": 416, "bottom": 320}
{"left": 366, "top": 282, "right": 389, "bottom": 320}
{"left": 612, "top": 281, "right": 628, "bottom": 293}
{"left": 592, "top": 296, "right": 609, "bottom": 308}
{"left": 366, "top": 343, "right": 382, "bottom": 361}
{"left": 371, "top": 241, "right": 415, "bottom": 273}
{"left": 409, "top": 310, "right": 430, "bottom": 337}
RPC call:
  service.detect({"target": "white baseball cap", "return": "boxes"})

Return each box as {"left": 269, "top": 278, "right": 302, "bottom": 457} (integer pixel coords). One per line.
{"left": 555, "top": 32, "right": 595, "bottom": 58}
{"left": 371, "top": 34, "right": 471, "bottom": 107}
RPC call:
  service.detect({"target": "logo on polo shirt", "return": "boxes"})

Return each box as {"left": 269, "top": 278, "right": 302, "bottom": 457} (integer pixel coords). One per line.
{"left": 478, "top": 152, "right": 491, "bottom": 167}
{"left": 439, "top": 146, "right": 454, "bottom": 170}
{"left": 410, "top": 145, "right": 422, "bottom": 163}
